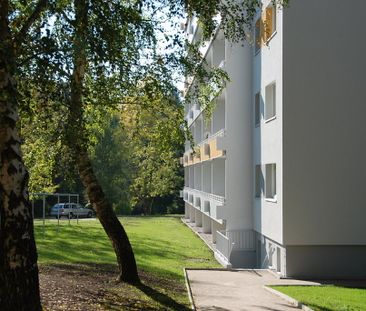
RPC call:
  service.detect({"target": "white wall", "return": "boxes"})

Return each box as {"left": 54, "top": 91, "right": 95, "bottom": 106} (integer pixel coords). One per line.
{"left": 202, "top": 162, "right": 211, "bottom": 193}
{"left": 195, "top": 118, "right": 203, "bottom": 143}
{"left": 189, "top": 166, "right": 194, "bottom": 188}
{"left": 212, "top": 32, "right": 225, "bottom": 67}
{"left": 253, "top": 0, "right": 283, "bottom": 244}
{"left": 184, "top": 167, "right": 189, "bottom": 187}
{"left": 194, "top": 164, "right": 202, "bottom": 191}
{"left": 224, "top": 39, "right": 253, "bottom": 231}
{"left": 212, "top": 158, "right": 225, "bottom": 196}
{"left": 212, "top": 96, "right": 226, "bottom": 134}
{"left": 282, "top": 0, "right": 366, "bottom": 245}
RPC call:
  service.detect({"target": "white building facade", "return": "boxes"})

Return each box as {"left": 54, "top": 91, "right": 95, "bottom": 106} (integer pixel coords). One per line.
{"left": 182, "top": 0, "right": 366, "bottom": 279}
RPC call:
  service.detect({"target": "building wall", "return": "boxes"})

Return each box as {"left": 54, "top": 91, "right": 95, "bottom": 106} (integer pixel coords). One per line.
{"left": 184, "top": 1, "right": 366, "bottom": 275}
{"left": 286, "top": 246, "right": 366, "bottom": 279}
{"left": 224, "top": 41, "right": 253, "bottom": 231}
{"left": 283, "top": 0, "right": 366, "bottom": 246}
{"left": 253, "top": 1, "right": 284, "bottom": 244}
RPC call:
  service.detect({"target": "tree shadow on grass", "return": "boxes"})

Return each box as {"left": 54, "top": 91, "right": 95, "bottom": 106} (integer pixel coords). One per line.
{"left": 135, "top": 282, "right": 191, "bottom": 311}
{"left": 319, "top": 280, "right": 366, "bottom": 289}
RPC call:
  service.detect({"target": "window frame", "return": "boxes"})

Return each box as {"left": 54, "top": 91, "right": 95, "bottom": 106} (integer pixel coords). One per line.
{"left": 255, "top": 164, "right": 263, "bottom": 198}
{"left": 265, "top": 163, "right": 277, "bottom": 201}
{"left": 265, "top": 82, "right": 276, "bottom": 121}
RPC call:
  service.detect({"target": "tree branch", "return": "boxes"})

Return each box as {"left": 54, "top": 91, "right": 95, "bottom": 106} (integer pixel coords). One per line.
{"left": 14, "top": 0, "right": 48, "bottom": 47}
{"left": 60, "top": 10, "right": 74, "bottom": 26}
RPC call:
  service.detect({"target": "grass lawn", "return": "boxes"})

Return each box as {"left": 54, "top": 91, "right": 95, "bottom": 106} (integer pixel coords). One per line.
{"left": 34, "top": 216, "right": 220, "bottom": 310}
{"left": 272, "top": 285, "right": 366, "bottom": 311}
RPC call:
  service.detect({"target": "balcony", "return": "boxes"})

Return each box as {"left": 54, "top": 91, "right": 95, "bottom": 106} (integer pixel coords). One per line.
{"left": 183, "top": 187, "right": 226, "bottom": 223}
{"left": 185, "top": 104, "right": 202, "bottom": 128}
{"left": 200, "top": 129, "right": 226, "bottom": 162}
{"left": 193, "top": 147, "right": 201, "bottom": 164}
{"left": 183, "top": 129, "right": 226, "bottom": 167}
{"left": 182, "top": 150, "right": 196, "bottom": 167}
{"left": 188, "top": 152, "right": 194, "bottom": 165}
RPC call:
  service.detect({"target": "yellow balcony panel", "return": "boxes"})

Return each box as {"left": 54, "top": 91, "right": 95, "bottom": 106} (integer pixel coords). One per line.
{"left": 201, "top": 143, "right": 211, "bottom": 161}
{"left": 199, "top": 132, "right": 226, "bottom": 163}
{"left": 209, "top": 137, "right": 225, "bottom": 159}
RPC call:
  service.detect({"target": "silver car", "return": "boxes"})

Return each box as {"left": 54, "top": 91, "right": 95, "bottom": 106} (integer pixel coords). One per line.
{"left": 50, "top": 203, "right": 93, "bottom": 219}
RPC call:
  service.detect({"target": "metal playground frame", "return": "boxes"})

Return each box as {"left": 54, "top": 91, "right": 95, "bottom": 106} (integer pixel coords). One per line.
{"left": 31, "top": 192, "right": 81, "bottom": 235}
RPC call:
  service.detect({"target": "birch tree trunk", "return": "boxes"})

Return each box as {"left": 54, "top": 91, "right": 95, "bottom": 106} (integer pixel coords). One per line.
{"left": 69, "top": 0, "right": 139, "bottom": 284}
{"left": 0, "top": 0, "right": 41, "bottom": 309}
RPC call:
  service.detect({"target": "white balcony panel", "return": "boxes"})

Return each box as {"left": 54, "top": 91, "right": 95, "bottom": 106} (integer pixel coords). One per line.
{"left": 216, "top": 231, "right": 231, "bottom": 260}
{"left": 216, "top": 205, "right": 226, "bottom": 219}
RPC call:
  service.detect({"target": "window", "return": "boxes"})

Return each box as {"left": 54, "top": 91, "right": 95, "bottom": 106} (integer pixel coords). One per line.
{"left": 255, "top": 92, "right": 261, "bottom": 127}
{"left": 265, "top": 164, "right": 276, "bottom": 200}
{"left": 255, "top": 165, "right": 263, "bottom": 198}
{"left": 265, "top": 82, "right": 276, "bottom": 120}
{"left": 265, "top": 5, "right": 276, "bottom": 40}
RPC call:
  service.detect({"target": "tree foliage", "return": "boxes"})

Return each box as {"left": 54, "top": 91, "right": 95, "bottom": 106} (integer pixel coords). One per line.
{"left": 122, "top": 87, "right": 184, "bottom": 214}
{"left": 90, "top": 79, "right": 185, "bottom": 216}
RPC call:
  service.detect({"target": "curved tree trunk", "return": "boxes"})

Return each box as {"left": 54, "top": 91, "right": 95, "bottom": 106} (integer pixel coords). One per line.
{"left": 0, "top": 1, "right": 41, "bottom": 309}
{"left": 68, "top": 0, "right": 139, "bottom": 284}
{"left": 77, "top": 150, "right": 140, "bottom": 283}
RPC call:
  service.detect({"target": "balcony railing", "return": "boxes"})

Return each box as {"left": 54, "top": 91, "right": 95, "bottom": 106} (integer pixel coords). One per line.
{"left": 216, "top": 231, "right": 232, "bottom": 260}
{"left": 182, "top": 187, "right": 225, "bottom": 221}
{"left": 215, "top": 229, "right": 256, "bottom": 263}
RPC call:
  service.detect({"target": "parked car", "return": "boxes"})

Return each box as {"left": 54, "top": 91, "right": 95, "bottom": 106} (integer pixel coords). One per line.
{"left": 50, "top": 203, "right": 93, "bottom": 219}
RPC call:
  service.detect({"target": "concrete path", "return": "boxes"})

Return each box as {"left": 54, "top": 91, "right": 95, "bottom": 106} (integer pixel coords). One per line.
{"left": 186, "top": 269, "right": 319, "bottom": 311}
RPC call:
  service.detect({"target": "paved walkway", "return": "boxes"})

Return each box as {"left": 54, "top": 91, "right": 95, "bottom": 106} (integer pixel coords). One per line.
{"left": 186, "top": 269, "right": 319, "bottom": 311}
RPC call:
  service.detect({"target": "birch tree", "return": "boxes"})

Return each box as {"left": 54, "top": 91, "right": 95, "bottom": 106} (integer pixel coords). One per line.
{"left": 0, "top": 1, "right": 47, "bottom": 309}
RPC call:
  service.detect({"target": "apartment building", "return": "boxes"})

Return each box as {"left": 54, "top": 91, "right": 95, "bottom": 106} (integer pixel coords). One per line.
{"left": 182, "top": 0, "right": 366, "bottom": 279}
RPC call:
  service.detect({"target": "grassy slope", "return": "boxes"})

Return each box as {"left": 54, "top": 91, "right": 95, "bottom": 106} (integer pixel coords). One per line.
{"left": 35, "top": 216, "right": 220, "bottom": 310}
{"left": 272, "top": 286, "right": 366, "bottom": 311}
